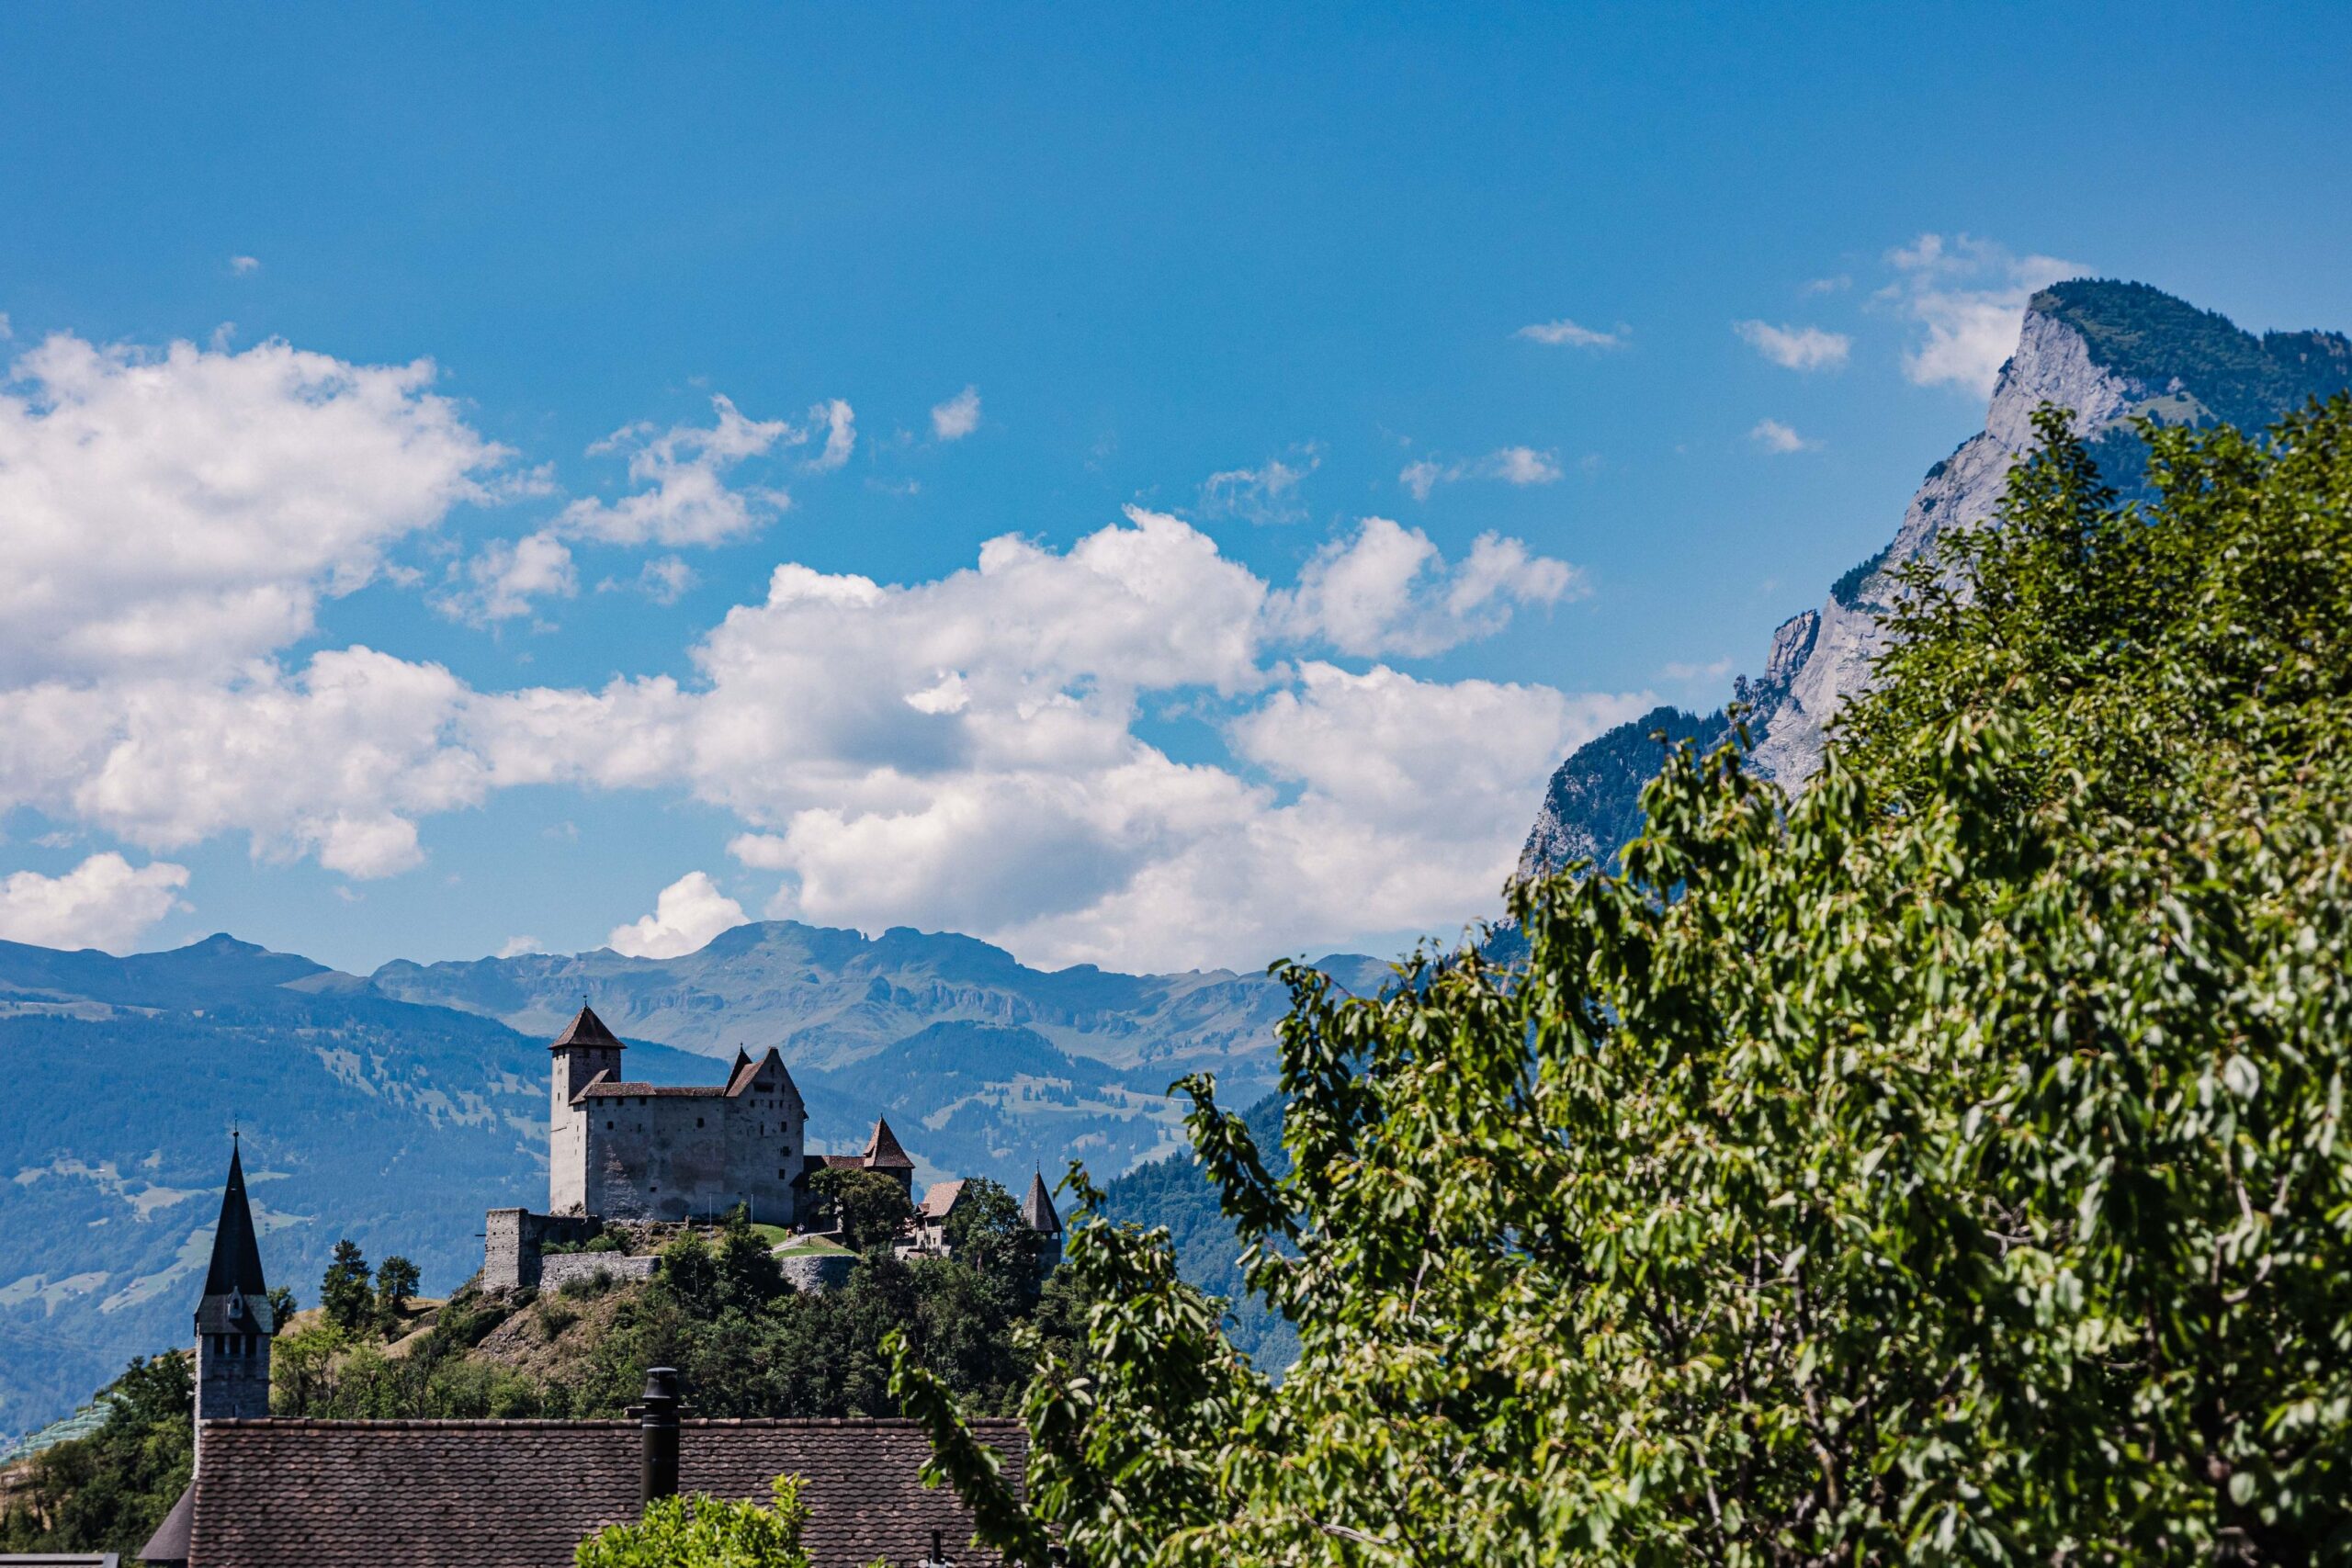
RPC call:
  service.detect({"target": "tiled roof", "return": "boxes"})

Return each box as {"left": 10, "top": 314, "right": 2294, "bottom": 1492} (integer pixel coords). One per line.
{"left": 549, "top": 1005, "right": 626, "bottom": 1051}
{"left": 576, "top": 1082, "right": 732, "bottom": 1099}
{"left": 1020, "top": 1172, "right": 1061, "bottom": 1235}
{"left": 918, "top": 1179, "right": 967, "bottom": 1221}
{"left": 187, "top": 1417, "right": 1024, "bottom": 1568}
{"left": 863, "top": 1118, "right": 916, "bottom": 1171}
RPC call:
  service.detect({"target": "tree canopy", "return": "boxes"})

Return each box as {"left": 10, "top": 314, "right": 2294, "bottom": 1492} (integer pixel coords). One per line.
{"left": 893, "top": 400, "right": 2352, "bottom": 1564}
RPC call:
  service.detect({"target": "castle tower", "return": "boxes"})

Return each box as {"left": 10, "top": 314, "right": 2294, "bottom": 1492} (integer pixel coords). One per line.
{"left": 1021, "top": 1169, "right": 1063, "bottom": 1272}
{"left": 548, "top": 1004, "right": 625, "bottom": 1213}
{"left": 861, "top": 1117, "right": 917, "bottom": 1198}
{"left": 194, "top": 1136, "right": 275, "bottom": 1451}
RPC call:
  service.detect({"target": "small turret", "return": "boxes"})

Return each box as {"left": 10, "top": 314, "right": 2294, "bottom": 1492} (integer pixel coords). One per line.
{"left": 549, "top": 1004, "right": 626, "bottom": 1212}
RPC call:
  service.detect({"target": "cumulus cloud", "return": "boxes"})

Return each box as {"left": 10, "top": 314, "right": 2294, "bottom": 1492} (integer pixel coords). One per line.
{"left": 438, "top": 530, "right": 577, "bottom": 624}
{"left": 1271, "top": 518, "right": 1583, "bottom": 658}
{"left": 1734, "top": 320, "right": 1851, "bottom": 371}
{"left": 1883, "top": 233, "right": 2084, "bottom": 397}
{"left": 1397, "top": 446, "right": 1565, "bottom": 502}
{"left": 930, "top": 386, "right": 981, "bottom": 441}
{"left": 0, "top": 852, "right": 188, "bottom": 953}
{"left": 555, "top": 395, "right": 795, "bottom": 547}
{"left": 606, "top": 871, "right": 748, "bottom": 959}
{"left": 1750, "top": 418, "right": 1817, "bottom": 454}
{"left": 1199, "top": 446, "right": 1318, "bottom": 525}
{"left": 0, "top": 320, "right": 1639, "bottom": 967}
{"left": 0, "top": 331, "right": 511, "bottom": 682}
{"left": 496, "top": 935, "right": 544, "bottom": 957}
{"left": 636, "top": 557, "right": 697, "bottom": 605}
{"left": 1516, "top": 318, "right": 1624, "bottom": 349}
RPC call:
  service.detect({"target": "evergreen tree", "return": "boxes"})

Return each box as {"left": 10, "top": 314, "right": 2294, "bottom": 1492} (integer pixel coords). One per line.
{"left": 373, "top": 1255, "right": 421, "bottom": 1334}
{"left": 318, "top": 1238, "right": 373, "bottom": 1333}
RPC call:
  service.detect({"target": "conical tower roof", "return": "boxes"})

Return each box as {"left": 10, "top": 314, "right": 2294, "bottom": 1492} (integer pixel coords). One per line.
{"left": 203, "top": 1140, "right": 269, "bottom": 1298}
{"left": 1021, "top": 1169, "right": 1061, "bottom": 1235}
{"left": 862, "top": 1117, "right": 915, "bottom": 1171}
{"left": 549, "top": 1003, "right": 624, "bottom": 1050}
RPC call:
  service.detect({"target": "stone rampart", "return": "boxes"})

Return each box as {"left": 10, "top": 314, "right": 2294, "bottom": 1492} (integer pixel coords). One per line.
{"left": 539, "top": 1252, "right": 661, "bottom": 1292}
{"left": 481, "top": 1209, "right": 602, "bottom": 1292}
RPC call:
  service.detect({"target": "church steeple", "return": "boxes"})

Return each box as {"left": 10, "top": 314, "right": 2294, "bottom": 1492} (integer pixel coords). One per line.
{"left": 194, "top": 1136, "right": 275, "bottom": 1461}
{"left": 203, "top": 1138, "right": 270, "bottom": 1303}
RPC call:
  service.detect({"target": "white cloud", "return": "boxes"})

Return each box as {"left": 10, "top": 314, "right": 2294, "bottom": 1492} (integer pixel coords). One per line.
{"left": 1802, "top": 275, "right": 1851, "bottom": 296}
{"left": 1397, "top": 446, "right": 1564, "bottom": 501}
{"left": 1662, "top": 656, "right": 1736, "bottom": 682}
{"left": 1734, "top": 320, "right": 1851, "bottom": 371}
{"left": 230, "top": 255, "right": 261, "bottom": 276}
{"left": 1271, "top": 518, "right": 1583, "bottom": 659}
{"left": 0, "top": 319, "right": 1645, "bottom": 968}
{"left": 1200, "top": 446, "right": 1318, "bottom": 525}
{"left": 1516, "top": 319, "right": 1624, "bottom": 350}
{"left": 438, "top": 530, "right": 577, "bottom": 624}
{"left": 1883, "top": 233, "right": 2085, "bottom": 397}
{"left": 804, "top": 399, "right": 855, "bottom": 473}
{"left": 605, "top": 871, "right": 748, "bottom": 958}
{"left": 638, "top": 557, "right": 697, "bottom": 605}
{"left": 0, "top": 852, "right": 188, "bottom": 953}
{"left": 930, "top": 386, "right": 981, "bottom": 442}
{"left": 555, "top": 395, "right": 794, "bottom": 547}
{"left": 0, "top": 332, "right": 511, "bottom": 682}
{"left": 1749, "top": 418, "right": 1817, "bottom": 454}
{"left": 496, "top": 935, "right": 544, "bottom": 958}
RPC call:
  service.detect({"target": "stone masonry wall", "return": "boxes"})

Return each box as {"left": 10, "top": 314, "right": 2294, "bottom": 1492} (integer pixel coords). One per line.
{"left": 539, "top": 1252, "right": 661, "bottom": 1292}
{"left": 481, "top": 1208, "right": 601, "bottom": 1292}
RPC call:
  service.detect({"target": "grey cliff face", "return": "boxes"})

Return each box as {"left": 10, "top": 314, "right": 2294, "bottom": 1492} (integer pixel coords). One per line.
{"left": 1517, "top": 278, "right": 2352, "bottom": 882}
{"left": 1744, "top": 308, "right": 2137, "bottom": 788}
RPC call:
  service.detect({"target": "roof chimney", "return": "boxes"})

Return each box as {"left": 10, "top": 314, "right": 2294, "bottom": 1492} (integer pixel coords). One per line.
{"left": 638, "top": 1367, "right": 681, "bottom": 1505}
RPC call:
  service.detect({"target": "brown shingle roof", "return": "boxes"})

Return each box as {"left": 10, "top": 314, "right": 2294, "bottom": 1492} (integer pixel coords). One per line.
{"left": 187, "top": 1417, "right": 1023, "bottom": 1568}
{"left": 918, "top": 1179, "right": 967, "bottom": 1221}
{"left": 862, "top": 1118, "right": 916, "bottom": 1171}
{"left": 549, "top": 1005, "right": 626, "bottom": 1051}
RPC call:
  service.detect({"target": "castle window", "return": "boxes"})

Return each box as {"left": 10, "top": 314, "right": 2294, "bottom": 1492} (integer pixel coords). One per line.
{"left": 696, "top": 1117, "right": 705, "bottom": 1128}
{"left": 606, "top": 1121, "right": 615, "bottom": 1129}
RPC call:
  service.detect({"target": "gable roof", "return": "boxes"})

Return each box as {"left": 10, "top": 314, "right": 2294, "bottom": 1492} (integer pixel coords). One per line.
{"left": 548, "top": 1005, "right": 625, "bottom": 1051}
{"left": 140, "top": 1479, "right": 194, "bottom": 1564}
{"left": 185, "top": 1417, "right": 1023, "bottom": 1568}
{"left": 862, "top": 1118, "right": 915, "bottom": 1171}
{"left": 1021, "top": 1171, "right": 1061, "bottom": 1235}
{"left": 201, "top": 1142, "right": 269, "bottom": 1300}
{"left": 918, "top": 1179, "right": 967, "bottom": 1221}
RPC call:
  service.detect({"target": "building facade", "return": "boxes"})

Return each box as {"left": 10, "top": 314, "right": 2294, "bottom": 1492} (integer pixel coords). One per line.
{"left": 548, "top": 1006, "right": 808, "bottom": 1225}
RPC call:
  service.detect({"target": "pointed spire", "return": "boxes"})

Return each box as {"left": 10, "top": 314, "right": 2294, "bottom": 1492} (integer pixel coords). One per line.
{"left": 862, "top": 1117, "right": 915, "bottom": 1171}
{"left": 203, "top": 1139, "right": 269, "bottom": 1298}
{"left": 549, "top": 1003, "right": 624, "bottom": 1051}
{"left": 1022, "top": 1168, "right": 1061, "bottom": 1235}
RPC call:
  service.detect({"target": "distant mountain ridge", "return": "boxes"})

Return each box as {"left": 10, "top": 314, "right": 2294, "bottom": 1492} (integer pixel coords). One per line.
{"left": 0, "top": 924, "right": 1378, "bottom": 1442}
{"left": 1520, "top": 278, "right": 2352, "bottom": 876}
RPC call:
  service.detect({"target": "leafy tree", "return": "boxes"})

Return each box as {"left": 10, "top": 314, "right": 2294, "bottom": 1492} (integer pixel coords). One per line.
{"left": 941, "top": 1178, "right": 1039, "bottom": 1281}
{"left": 374, "top": 1254, "right": 421, "bottom": 1333}
{"left": 318, "top": 1237, "right": 373, "bottom": 1333}
{"left": 0, "top": 1353, "right": 192, "bottom": 1557}
{"left": 575, "top": 1473, "right": 814, "bottom": 1568}
{"left": 264, "top": 1283, "right": 298, "bottom": 1332}
{"left": 892, "top": 401, "right": 2352, "bottom": 1562}
{"left": 808, "top": 1168, "right": 914, "bottom": 1253}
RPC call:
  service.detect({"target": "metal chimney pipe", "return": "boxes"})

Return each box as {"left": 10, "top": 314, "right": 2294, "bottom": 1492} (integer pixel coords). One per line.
{"left": 639, "top": 1366, "right": 681, "bottom": 1505}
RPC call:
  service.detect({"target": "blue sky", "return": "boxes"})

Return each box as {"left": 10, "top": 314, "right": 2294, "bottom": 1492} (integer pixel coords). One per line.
{"left": 1, "top": 4, "right": 2346, "bottom": 975}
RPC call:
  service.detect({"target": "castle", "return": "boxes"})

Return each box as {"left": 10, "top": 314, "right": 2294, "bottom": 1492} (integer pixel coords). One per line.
{"left": 485, "top": 1005, "right": 968, "bottom": 1290}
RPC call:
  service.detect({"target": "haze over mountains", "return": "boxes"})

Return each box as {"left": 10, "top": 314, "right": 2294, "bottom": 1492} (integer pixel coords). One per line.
{"left": 8, "top": 276, "right": 2347, "bottom": 1446}
{"left": 0, "top": 922, "right": 1375, "bottom": 1438}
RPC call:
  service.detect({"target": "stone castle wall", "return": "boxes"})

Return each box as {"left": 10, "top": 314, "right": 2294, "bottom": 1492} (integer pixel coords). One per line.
{"left": 539, "top": 1252, "right": 661, "bottom": 1292}
{"left": 577, "top": 1087, "right": 804, "bottom": 1226}
{"left": 481, "top": 1208, "right": 602, "bottom": 1292}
